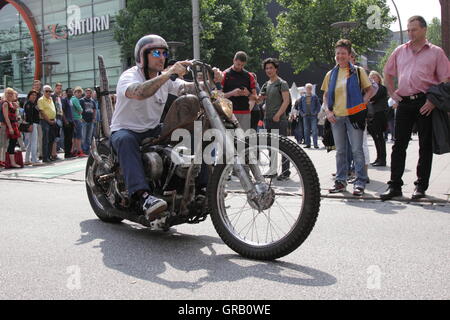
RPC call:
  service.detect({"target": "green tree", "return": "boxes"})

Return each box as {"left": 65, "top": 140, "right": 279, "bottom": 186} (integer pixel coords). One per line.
{"left": 376, "top": 40, "right": 398, "bottom": 73}
{"left": 113, "top": 0, "right": 194, "bottom": 66}
{"left": 274, "top": 0, "right": 396, "bottom": 73}
{"left": 113, "top": 0, "right": 275, "bottom": 71}
{"left": 427, "top": 17, "right": 442, "bottom": 47}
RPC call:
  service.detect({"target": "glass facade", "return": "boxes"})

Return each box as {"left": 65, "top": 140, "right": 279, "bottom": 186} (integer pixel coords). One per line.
{"left": 0, "top": 0, "right": 124, "bottom": 93}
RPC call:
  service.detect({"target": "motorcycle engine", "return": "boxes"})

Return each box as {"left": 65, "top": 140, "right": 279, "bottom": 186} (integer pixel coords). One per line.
{"left": 175, "top": 163, "right": 201, "bottom": 179}
{"left": 142, "top": 151, "right": 164, "bottom": 180}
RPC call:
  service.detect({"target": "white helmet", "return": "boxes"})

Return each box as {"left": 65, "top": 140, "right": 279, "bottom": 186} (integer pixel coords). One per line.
{"left": 134, "top": 34, "right": 169, "bottom": 70}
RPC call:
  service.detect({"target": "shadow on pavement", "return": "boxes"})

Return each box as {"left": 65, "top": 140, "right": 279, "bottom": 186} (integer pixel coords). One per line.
{"left": 406, "top": 201, "right": 450, "bottom": 214}
{"left": 342, "top": 199, "right": 407, "bottom": 215}
{"left": 77, "top": 219, "right": 337, "bottom": 290}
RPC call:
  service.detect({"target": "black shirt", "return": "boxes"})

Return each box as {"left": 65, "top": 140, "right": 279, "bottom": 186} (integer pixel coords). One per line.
{"left": 368, "top": 84, "right": 388, "bottom": 114}
{"left": 80, "top": 97, "right": 96, "bottom": 122}
{"left": 24, "top": 100, "right": 40, "bottom": 124}
{"left": 222, "top": 68, "right": 256, "bottom": 113}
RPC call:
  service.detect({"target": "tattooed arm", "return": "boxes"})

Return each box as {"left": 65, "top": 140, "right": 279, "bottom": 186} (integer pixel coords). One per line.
{"left": 125, "top": 73, "right": 170, "bottom": 101}
{"left": 126, "top": 61, "right": 192, "bottom": 101}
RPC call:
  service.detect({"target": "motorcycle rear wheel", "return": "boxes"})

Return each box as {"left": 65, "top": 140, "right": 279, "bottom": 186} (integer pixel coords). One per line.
{"left": 208, "top": 133, "right": 320, "bottom": 260}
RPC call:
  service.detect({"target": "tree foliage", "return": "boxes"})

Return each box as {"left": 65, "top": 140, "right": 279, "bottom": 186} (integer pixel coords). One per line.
{"left": 113, "top": 0, "right": 275, "bottom": 71}
{"left": 274, "top": 0, "right": 396, "bottom": 72}
{"left": 427, "top": 17, "right": 442, "bottom": 47}
{"left": 376, "top": 40, "right": 398, "bottom": 74}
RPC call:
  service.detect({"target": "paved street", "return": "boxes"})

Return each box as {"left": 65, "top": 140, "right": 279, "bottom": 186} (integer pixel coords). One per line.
{"left": 0, "top": 137, "right": 449, "bottom": 300}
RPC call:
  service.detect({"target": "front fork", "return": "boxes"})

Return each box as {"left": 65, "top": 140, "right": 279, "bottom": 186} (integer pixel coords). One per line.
{"left": 199, "top": 90, "right": 272, "bottom": 207}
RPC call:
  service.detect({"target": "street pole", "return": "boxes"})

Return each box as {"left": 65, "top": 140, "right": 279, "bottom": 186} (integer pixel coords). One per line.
{"left": 441, "top": 0, "right": 450, "bottom": 58}
{"left": 192, "top": 0, "right": 200, "bottom": 60}
{"left": 391, "top": 0, "right": 403, "bottom": 44}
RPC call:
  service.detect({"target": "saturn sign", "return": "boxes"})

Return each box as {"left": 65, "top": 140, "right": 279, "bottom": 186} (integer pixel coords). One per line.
{"left": 48, "top": 5, "right": 111, "bottom": 39}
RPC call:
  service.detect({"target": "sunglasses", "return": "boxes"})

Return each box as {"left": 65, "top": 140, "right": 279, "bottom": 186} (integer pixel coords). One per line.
{"left": 150, "top": 49, "right": 169, "bottom": 58}
{"left": 45, "top": 90, "right": 53, "bottom": 93}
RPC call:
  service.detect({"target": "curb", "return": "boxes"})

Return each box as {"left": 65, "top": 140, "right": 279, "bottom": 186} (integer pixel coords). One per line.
{"left": 320, "top": 191, "right": 450, "bottom": 204}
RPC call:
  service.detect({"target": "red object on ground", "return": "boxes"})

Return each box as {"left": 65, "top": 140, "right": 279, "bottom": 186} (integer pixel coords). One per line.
{"left": 4, "top": 151, "right": 24, "bottom": 168}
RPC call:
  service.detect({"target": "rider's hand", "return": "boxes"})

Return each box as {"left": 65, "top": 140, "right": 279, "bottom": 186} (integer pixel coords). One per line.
{"left": 168, "top": 61, "right": 192, "bottom": 78}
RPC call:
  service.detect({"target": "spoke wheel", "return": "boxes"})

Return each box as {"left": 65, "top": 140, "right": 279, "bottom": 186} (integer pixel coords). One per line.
{"left": 208, "top": 133, "right": 320, "bottom": 260}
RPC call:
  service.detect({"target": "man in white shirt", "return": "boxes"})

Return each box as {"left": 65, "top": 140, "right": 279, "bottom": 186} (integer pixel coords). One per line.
{"left": 110, "top": 34, "right": 221, "bottom": 222}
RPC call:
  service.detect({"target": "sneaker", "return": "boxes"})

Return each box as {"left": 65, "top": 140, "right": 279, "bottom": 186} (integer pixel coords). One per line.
{"left": 77, "top": 152, "right": 88, "bottom": 158}
{"left": 353, "top": 187, "right": 364, "bottom": 196}
{"left": 329, "top": 181, "right": 346, "bottom": 193}
{"left": 141, "top": 193, "right": 168, "bottom": 221}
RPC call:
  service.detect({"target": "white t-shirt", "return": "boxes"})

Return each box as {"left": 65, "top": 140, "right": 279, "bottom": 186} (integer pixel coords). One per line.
{"left": 110, "top": 66, "right": 183, "bottom": 133}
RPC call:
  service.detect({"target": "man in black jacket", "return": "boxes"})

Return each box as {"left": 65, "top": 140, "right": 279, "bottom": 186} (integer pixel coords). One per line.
{"left": 381, "top": 16, "right": 450, "bottom": 200}
{"left": 428, "top": 82, "right": 450, "bottom": 155}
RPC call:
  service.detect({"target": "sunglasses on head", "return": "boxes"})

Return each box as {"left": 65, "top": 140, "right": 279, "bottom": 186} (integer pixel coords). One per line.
{"left": 150, "top": 49, "right": 169, "bottom": 58}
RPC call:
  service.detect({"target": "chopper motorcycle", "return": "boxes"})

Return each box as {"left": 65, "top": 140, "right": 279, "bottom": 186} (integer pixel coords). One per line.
{"left": 86, "top": 58, "right": 321, "bottom": 260}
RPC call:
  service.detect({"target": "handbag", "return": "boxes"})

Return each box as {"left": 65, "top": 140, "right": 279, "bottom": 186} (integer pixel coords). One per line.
{"left": 19, "top": 122, "right": 32, "bottom": 133}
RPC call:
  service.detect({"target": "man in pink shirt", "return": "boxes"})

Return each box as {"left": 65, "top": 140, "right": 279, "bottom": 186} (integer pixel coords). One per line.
{"left": 381, "top": 15, "right": 450, "bottom": 201}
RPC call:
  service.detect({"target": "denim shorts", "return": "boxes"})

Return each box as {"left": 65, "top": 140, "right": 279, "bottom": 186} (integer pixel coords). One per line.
{"left": 73, "top": 120, "right": 82, "bottom": 139}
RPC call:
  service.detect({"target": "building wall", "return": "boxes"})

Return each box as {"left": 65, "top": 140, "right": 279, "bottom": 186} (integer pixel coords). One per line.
{"left": 0, "top": 0, "right": 123, "bottom": 93}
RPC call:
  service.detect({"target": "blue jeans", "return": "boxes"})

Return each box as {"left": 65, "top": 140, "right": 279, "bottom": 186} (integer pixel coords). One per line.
{"left": 293, "top": 118, "right": 304, "bottom": 143}
{"left": 82, "top": 121, "right": 95, "bottom": 153}
{"left": 73, "top": 119, "right": 83, "bottom": 140}
{"left": 303, "top": 115, "right": 318, "bottom": 147}
{"left": 40, "top": 120, "right": 55, "bottom": 161}
{"left": 111, "top": 127, "right": 161, "bottom": 197}
{"left": 331, "top": 116, "right": 367, "bottom": 188}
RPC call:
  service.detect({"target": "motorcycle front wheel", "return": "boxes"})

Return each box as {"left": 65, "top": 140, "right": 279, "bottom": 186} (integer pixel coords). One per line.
{"left": 208, "top": 133, "right": 320, "bottom": 260}
{"left": 85, "top": 140, "right": 123, "bottom": 224}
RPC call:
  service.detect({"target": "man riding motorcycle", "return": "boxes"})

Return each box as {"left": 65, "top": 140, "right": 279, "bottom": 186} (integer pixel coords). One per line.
{"left": 110, "top": 34, "right": 222, "bottom": 222}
